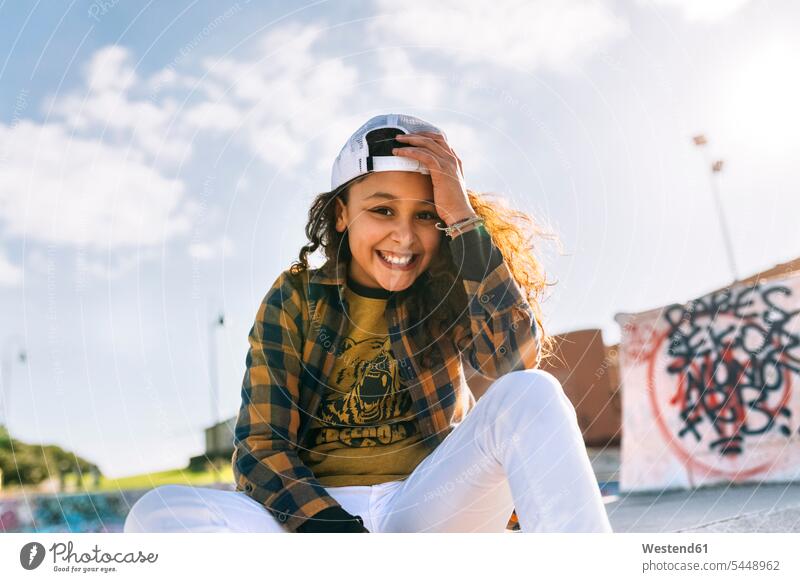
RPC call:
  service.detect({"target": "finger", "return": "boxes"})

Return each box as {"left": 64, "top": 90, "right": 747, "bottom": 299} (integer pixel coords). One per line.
{"left": 452, "top": 153, "right": 463, "bottom": 178}
{"left": 393, "top": 146, "right": 443, "bottom": 170}
{"left": 395, "top": 147, "right": 461, "bottom": 182}
{"left": 411, "top": 130, "right": 448, "bottom": 147}
{"left": 392, "top": 146, "right": 442, "bottom": 169}
{"left": 415, "top": 133, "right": 463, "bottom": 179}
{"left": 400, "top": 131, "right": 450, "bottom": 152}
{"left": 397, "top": 134, "right": 457, "bottom": 166}
{"left": 395, "top": 134, "right": 452, "bottom": 160}
{"left": 418, "top": 132, "right": 455, "bottom": 160}
{"left": 400, "top": 134, "right": 464, "bottom": 180}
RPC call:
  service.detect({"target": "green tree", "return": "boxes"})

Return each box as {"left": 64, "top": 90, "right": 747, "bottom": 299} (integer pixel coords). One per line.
{"left": 0, "top": 425, "right": 101, "bottom": 488}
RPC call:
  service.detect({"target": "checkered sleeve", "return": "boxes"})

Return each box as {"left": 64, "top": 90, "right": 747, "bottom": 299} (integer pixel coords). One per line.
{"left": 448, "top": 225, "right": 542, "bottom": 378}
{"left": 231, "top": 271, "right": 342, "bottom": 532}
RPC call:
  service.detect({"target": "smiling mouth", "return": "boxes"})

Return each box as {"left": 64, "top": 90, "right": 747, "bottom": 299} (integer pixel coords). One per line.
{"left": 376, "top": 250, "right": 419, "bottom": 269}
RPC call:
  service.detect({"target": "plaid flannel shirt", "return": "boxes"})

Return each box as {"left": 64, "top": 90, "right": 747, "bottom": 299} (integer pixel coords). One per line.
{"left": 232, "top": 224, "right": 542, "bottom": 532}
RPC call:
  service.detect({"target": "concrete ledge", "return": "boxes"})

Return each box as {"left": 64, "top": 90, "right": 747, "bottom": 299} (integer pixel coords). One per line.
{"left": 606, "top": 482, "right": 800, "bottom": 533}
{"left": 679, "top": 505, "right": 800, "bottom": 533}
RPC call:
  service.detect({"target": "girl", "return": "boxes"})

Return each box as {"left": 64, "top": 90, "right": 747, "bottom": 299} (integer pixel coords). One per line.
{"left": 124, "top": 113, "right": 612, "bottom": 533}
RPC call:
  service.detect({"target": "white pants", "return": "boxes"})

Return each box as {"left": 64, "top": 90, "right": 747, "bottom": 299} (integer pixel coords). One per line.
{"left": 124, "top": 369, "right": 613, "bottom": 533}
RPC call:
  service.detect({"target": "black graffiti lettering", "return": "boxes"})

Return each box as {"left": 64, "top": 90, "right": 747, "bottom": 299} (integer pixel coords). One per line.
{"left": 732, "top": 285, "right": 760, "bottom": 319}
{"left": 663, "top": 282, "right": 799, "bottom": 457}
{"left": 762, "top": 286, "right": 795, "bottom": 318}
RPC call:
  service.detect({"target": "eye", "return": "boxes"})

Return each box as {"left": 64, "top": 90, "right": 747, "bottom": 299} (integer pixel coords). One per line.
{"left": 369, "top": 207, "right": 439, "bottom": 221}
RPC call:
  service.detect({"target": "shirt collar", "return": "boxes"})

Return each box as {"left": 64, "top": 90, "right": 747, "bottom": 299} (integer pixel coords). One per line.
{"left": 311, "top": 257, "right": 347, "bottom": 286}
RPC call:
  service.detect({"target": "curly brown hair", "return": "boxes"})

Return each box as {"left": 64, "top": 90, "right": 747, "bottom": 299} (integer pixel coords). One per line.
{"left": 290, "top": 176, "right": 559, "bottom": 369}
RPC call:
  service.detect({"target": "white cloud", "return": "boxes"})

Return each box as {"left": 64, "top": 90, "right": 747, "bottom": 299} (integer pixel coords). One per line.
{"left": 85, "top": 44, "right": 136, "bottom": 93}
{"left": 0, "top": 45, "right": 204, "bottom": 260}
{"left": 0, "top": 120, "right": 190, "bottom": 249}
{"left": 431, "top": 120, "right": 483, "bottom": 176}
{"left": 0, "top": 249, "right": 22, "bottom": 286}
{"left": 0, "top": 28, "right": 361, "bottom": 265}
{"left": 369, "top": 0, "right": 628, "bottom": 74}
{"left": 375, "top": 50, "right": 445, "bottom": 106}
{"left": 6, "top": 8, "right": 572, "bottom": 272}
{"left": 188, "top": 235, "right": 235, "bottom": 261}
{"left": 75, "top": 247, "right": 160, "bottom": 280}
{"left": 183, "top": 101, "right": 242, "bottom": 132}
{"left": 145, "top": 66, "right": 206, "bottom": 97}
{"left": 192, "top": 22, "right": 360, "bottom": 169}
{"left": 247, "top": 123, "right": 307, "bottom": 168}
{"left": 46, "top": 31, "right": 359, "bottom": 176}
{"left": 644, "top": 0, "right": 751, "bottom": 21}
{"left": 50, "top": 45, "right": 193, "bottom": 165}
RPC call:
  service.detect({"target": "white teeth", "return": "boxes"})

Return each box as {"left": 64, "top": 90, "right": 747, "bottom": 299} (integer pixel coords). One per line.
{"left": 379, "top": 251, "right": 413, "bottom": 265}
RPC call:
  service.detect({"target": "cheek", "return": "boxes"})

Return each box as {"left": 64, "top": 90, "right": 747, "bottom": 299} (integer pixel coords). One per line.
{"left": 422, "top": 231, "right": 443, "bottom": 255}
{"left": 347, "top": 223, "right": 382, "bottom": 253}
{"left": 414, "top": 236, "right": 442, "bottom": 270}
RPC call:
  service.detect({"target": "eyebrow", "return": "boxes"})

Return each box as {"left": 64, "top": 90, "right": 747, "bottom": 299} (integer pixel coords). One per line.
{"left": 364, "top": 191, "right": 435, "bottom": 205}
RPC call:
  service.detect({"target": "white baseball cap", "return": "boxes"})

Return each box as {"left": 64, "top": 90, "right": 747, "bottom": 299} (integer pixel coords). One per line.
{"left": 330, "top": 113, "right": 447, "bottom": 192}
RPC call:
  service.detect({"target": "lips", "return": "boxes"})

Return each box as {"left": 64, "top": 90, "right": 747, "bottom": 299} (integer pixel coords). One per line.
{"left": 376, "top": 250, "right": 419, "bottom": 271}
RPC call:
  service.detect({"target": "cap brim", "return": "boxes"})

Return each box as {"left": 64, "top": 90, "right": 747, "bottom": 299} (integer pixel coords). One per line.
{"left": 370, "top": 155, "right": 430, "bottom": 175}
{"left": 331, "top": 155, "right": 430, "bottom": 192}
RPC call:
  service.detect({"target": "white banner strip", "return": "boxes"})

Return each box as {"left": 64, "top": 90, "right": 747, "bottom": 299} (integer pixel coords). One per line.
{"left": 2, "top": 533, "right": 799, "bottom": 580}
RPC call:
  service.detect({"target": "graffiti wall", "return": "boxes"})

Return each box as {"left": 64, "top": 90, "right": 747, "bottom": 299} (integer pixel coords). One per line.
{"left": 0, "top": 490, "right": 139, "bottom": 533}
{"left": 0, "top": 483, "right": 235, "bottom": 532}
{"left": 615, "top": 276, "right": 800, "bottom": 492}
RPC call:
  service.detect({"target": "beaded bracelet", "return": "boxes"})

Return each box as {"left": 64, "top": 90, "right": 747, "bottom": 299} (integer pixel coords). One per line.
{"left": 435, "top": 215, "right": 485, "bottom": 239}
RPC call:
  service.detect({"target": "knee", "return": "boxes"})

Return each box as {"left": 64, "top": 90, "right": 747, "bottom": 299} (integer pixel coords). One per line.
{"left": 124, "top": 485, "right": 193, "bottom": 533}
{"left": 483, "top": 369, "right": 572, "bottom": 416}
{"left": 132, "top": 485, "right": 191, "bottom": 512}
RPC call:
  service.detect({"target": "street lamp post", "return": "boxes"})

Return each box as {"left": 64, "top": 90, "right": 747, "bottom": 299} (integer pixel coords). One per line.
{"left": 692, "top": 134, "right": 740, "bottom": 284}
{"left": 207, "top": 310, "right": 225, "bottom": 455}
{"left": 1, "top": 334, "right": 28, "bottom": 431}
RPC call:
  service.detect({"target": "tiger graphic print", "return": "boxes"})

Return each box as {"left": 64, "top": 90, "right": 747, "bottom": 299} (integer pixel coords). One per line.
{"left": 320, "top": 336, "right": 413, "bottom": 426}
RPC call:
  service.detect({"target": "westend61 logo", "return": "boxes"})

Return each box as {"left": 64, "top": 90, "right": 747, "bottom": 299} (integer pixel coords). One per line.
{"left": 20, "top": 541, "right": 158, "bottom": 574}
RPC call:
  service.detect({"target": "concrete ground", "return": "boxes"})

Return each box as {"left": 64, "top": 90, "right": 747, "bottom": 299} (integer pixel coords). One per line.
{"left": 587, "top": 447, "right": 800, "bottom": 533}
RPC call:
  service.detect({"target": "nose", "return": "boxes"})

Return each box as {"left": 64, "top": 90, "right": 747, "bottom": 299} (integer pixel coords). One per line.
{"left": 390, "top": 215, "right": 416, "bottom": 247}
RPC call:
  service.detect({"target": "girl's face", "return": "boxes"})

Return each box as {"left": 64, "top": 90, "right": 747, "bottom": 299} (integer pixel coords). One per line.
{"left": 335, "top": 171, "right": 442, "bottom": 292}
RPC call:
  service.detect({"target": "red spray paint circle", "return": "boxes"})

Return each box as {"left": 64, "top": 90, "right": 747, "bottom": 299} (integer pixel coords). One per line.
{"left": 645, "top": 322, "right": 793, "bottom": 482}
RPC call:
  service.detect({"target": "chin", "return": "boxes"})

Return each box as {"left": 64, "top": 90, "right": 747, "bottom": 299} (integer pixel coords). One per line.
{"left": 380, "top": 279, "right": 414, "bottom": 292}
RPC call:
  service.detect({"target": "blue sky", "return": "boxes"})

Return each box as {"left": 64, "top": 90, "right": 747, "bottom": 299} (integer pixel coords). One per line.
{"left": 1, "top": 0, "right": 798, "bottom": 478}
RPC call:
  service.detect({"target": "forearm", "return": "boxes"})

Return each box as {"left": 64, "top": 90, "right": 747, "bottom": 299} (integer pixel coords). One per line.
{"left": 449, "top": 225, "right": 542, "bottom": 376}
{"left": 232, "top": 438, "right": 342, "bottom": 532}
{"left": 235, "top": 272, "right": 347, "bottom": 532}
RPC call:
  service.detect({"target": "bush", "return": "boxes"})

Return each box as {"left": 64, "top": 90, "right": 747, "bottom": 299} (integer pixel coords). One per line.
{"left": 0, "top": 425, "right": 101, "bottom": 487}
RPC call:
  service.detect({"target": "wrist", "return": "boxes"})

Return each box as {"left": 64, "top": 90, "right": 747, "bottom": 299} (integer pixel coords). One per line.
{"left": 443, "top": 209, "right": 479, "bottom": 228}
{"left": 449, "top": 219, "right": 483, "bottom": 239}
{"left": 437, "top": 213, "right": 484, "bottom": 240}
